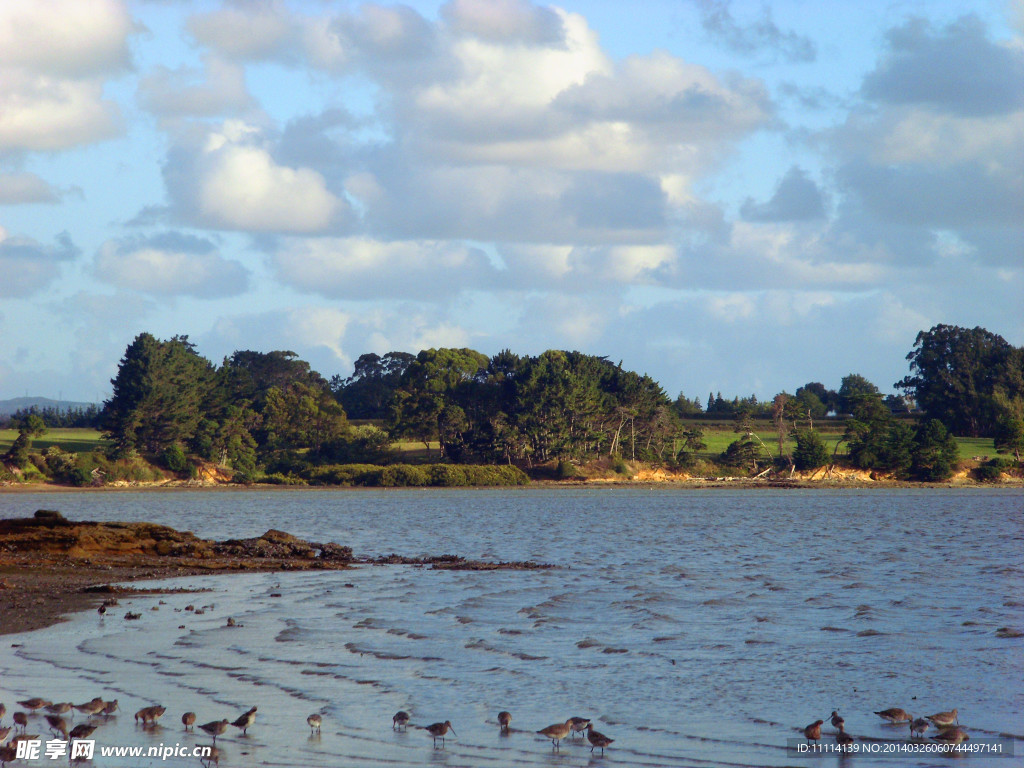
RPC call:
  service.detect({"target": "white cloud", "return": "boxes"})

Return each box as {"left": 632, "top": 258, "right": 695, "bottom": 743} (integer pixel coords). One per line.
{"left": 271, "top": 236, "right": 498, "bottom": 300}
{"left": 187, "top": 1, "right": 298, "bottom": 62}
{"left": 0, "top": 72, "right": 121, "bottom": 151}
{"left": 0, "top": 0, "right": 133, "bottom": 77}
{"left": 94, "top": 234, "right": 250, "bottom": 298}
{"left": 0, "top": 227, "right": 80, "bottom": 297}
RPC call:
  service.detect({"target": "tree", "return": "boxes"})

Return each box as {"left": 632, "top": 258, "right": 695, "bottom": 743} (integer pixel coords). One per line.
{"left": 993, "top": 416, "right": 1024, "bottom": 463}
{"left": 837, "top": 374, "right": 880, "bottom": 415}
{"left": 792, "top": 429, "right": 829, "bottom": 471}
{"left": 335, "top": 351, "right": 415, "bottom": 419}
{"left": 102, "top": 333, "right": 213, "bottom": 457}
{"left": 2, "top": 413, "right": 47, "bottom": 468}
{"left": 910, "top": 419, "right": 960, "bottom": 481}
{"left": 262, "top": 382, "right": 348, "bottom": 455}
{"left": 898, "top": 325, "right": 1023, "bottom": 437}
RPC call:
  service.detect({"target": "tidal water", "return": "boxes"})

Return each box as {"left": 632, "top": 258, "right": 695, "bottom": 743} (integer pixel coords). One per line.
{"left": 0, "top": 487, "right": 1021, "bottom": 768}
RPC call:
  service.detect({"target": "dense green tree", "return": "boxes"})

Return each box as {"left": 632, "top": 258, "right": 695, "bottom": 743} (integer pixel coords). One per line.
{"left": 993, "top": 416, "right": 1024, "bottom": 463}
{"left": 103, "top": 333, "right": 213, "bottom": 457}
{"left": 898, "top": 325, "right": 1024, "bottom": 437}
{"left": 837, "top": 374, "right": 880, "bottom": 415}
{"left": 335, "top": 351, "right": 415, "bottom": 419}
{"left": 910, "top": 419, "right": 960, "bottom": 481}
{"left": 792, "top": 429, "right": 829, "bottom": 471}
{"left": 262, "top": 382, "right": 348, "bottom": 455}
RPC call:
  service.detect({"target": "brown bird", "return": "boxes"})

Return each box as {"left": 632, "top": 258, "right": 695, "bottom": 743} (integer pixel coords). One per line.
{"left": 69, "top": 723, "right": 96, "bottom": 740}
{"left": 926, "top": 709, "right": 958, "bottom": 727}
{"left": 497, "top": 711, "right": 511, "bottom": 733}
{"left": 803, "top": 719, "right": 824, "bottom": 742}
{"left": 134, "top": 705, "right": 165, "bottom": 725}
{"left": 585, "top": 723, "right": 615, "bottom": 755}
{"left": 0, "top": 726, "right": 11, "bottom": 743}
{"left": 836, "top": 726, "right": 855, "bottom": 746}
{"left": 909, "top": 717, "right": 930, "bottom": 738}
{"left": 874, "top": 708, "right": 911, "bottom": 723}
{"left": 0, "top": 744, "right": 15, "bottom": 768}
{"left": 392, "top": 711, "right": 410, "bottom": 731}
{"left": 12, "top": 713, "right": 27, "bottom": 732}
{"left": 231, "top": 706, "right": 257, "bottom": 735}
{"left": 75, "top": 699, "right": 106, "bottom": 717}
{"left": 307, "top": 714, "right": 322, "bottom": 734}
{"left": 200, "top": 746, "right": 220, "bottom": 767}
{"left": 829, "top": 711, "right": 845, "bottom": 730}
{"left": 182, "top": 712, "right": 196, "bottom": 731}
{"left": 17, "top": 698, "right": 51, "bottom": 712}
{"left": 44, "top": 715, "right": 68, "bottom": 739}
{"left": 0, "top": 702, "right": 6, "bottom": 723}
{"left": 425, "top": 721, "right": 455, "bottom": 747}
{"left": 44, "top": 702, "right": 73, "bottom": 717}
{"left": 537, "top": 719, "right": 573, "bottom": 748}
{"left": 931, "top": 727, "right": 969, "bottom": 745}
{"left": 568, "top": 716, "right": 590, "bottom": 740}
{"left": 199, "top": 719, "right": 229, "bottom": 744}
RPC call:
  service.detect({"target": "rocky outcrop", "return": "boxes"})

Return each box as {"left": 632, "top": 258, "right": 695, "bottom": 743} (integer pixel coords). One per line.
{"left": 0, "top": 509, "right": 353, "bottom": 567}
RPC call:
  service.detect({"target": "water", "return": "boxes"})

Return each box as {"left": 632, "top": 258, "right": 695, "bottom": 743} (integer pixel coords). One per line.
{"left": 0, "top": 487, "right": 1021, "bottom": 767}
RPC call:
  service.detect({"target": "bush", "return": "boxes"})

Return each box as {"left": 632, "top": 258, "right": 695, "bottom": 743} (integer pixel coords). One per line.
{"left": 161, "top": 444, "right": 188, "bottom": 473}
{"left": 300, "top": 462, "right": 529, "bottom": 487}
{"left": 612, "top": 457, "right": 632, "bottom": 476}
{"left": 974, "top": 458, "right": 1010, "bottom": 482}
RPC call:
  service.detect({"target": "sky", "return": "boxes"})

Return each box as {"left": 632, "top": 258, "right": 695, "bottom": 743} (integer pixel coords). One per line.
{"left": 0, "top": 0, "right": 1022, "bottom": 406}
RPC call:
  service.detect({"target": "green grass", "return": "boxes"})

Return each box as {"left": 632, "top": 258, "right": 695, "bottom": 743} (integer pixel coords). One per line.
{"left": 954, "top": 437, "right": 999, "bottom": 461}
{"left": 0, "top": 428, "right": 108, "bottom": 455}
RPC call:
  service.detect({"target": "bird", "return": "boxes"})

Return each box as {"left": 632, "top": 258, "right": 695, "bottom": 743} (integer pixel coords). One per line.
{"left": 909, "top": 717, "right": 930, "bottom": 738}
{"left": 44, "top": 702, "right": 73, "bottom": 717}
{"left": 803, "top": 719, "right": 824, "bottom": 743}
{"left": 926, "top": 709, "right": 958, "bottom": 727}
{"left": 0, "top": 727, "right": 10, "bottom": 744}
{"left": 568, "top": 716, "right": 590, "bottom": 740}
{"left": 307, "top": 714, "right": 322, "bottom": 734}
{"left": 425, "top": 721, "right": 455, "bottom": 748}
{"left": 75, "top": 699, "right": 106, "bottom": 717}
{"left": 0, "top": 744, "right": 15, "bottom": 768}
{"left": 829, "top": 711, "right": 845, "bottom": 730}
{"left": 931, "top": 727, "right": 969, "bottom": 745}
{"left": 836, "top": 727, "right": 855, "bottom": 746}
{"left": 98, "top": 604, "right": 106, "bottom": 616}
{"left": 199, "top": 746, "right": 220, "bottom": 767}
{"left": 537, "top": 719, "right": 573, "bottom": 749}
{"left": 874, "top": 708, "right": 911, "bottom": 723}
{"left": 182, "top": 712, "right": 196, "bottom": 731}
{"left": 199, "top": 719, "right": 229, "bottom": 744}
{"left": 134, "top": 705, "right": 165, "bottom": 725}
{"left": 231, "top": 706, "right": 257, "bottom": 735}
{"left": 69, "top": 723, "right": 96, "bottom": 740}
{"left": 17, "top": 698, "right": 51, "bottom": 712}
{"left": 392, "top": 711, "right": 410, "bottom": 731}
{"left": 497, "top": 711, "right": 511, "bottom": 733}
{"left": 585, "top": 723, "right": 615, "bottom": 755}
{"left": 0, "top": 702, "right": 5, "bottom": 723}
{"left": 102, "top": 700, "right": 119, "bottom": 718}
{"left": 12, "top": 713, "right": 27, "bottom": 732}
{"left": 44, "top": 715, "right": 68, "bottom": 739}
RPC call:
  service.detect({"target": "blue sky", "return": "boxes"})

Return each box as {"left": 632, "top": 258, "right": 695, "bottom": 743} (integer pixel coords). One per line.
{"left": 1, "top": 0, "right": 1021, "bottom": 405}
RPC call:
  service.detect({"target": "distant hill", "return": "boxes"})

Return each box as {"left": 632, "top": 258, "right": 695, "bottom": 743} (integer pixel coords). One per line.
{"left": 0, "top": 397, "right": 99, "bottom": 417}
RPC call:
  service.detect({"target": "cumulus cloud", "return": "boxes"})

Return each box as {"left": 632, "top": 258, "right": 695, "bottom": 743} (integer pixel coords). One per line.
{"left": 0, "top": 1, "right": 130, "bottom": 153}
{"left": 164, "top": 121, "right": 349, "bottom": 233}
{"left": 0, "top": 228, "right": 80, "bottom": 297}
{"left": 440, "top": 0, "right": 565, "bottom": 44}
{"left": 271, "top": 237, "right": 498, "bottom": 300}
{"left": 94, "top": 232, "right": 250, "bottom": 297}
{"left": 187, "top": 0, "right": 299, "bottom": 62}
{"left": 741, "top": 167, "right": 826, "bottom": 222}
{"left": 861, "top": 16, "right": 1024, "bottom": 116}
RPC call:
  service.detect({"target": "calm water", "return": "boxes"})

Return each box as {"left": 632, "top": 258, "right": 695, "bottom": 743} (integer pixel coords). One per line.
{"left": 0, "top": 487, "right": 1021, "bottom": 768}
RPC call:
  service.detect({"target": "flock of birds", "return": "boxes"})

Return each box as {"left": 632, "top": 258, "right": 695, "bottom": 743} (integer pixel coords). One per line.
{"left": 0, "top": 696, "right": 615, "bottom": 765}
{"left": 801, "top": 707, "right": 970, "bottom": 747}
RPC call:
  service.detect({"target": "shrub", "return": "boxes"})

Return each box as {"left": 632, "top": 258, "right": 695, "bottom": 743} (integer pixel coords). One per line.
{"left": 793, "top": 429, "right": 829, "bottom": 471}
{"left": 161, "top": 444, "right": 188, "bottom": 473}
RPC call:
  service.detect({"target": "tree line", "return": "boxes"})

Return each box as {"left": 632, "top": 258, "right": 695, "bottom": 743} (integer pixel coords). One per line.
{"left": 3, "top": 324, "right": 1022, "bottom": 483}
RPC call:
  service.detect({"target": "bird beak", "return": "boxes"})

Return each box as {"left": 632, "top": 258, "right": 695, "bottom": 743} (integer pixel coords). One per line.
{"left": 450, "top": 726, "right": 457, "bottom": 737}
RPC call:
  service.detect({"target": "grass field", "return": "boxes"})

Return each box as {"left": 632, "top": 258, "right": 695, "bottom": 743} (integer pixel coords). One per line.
{"left": 0, "top": 428, "right": 108, "bottom": 455}
{"left": 0, "top": 427, "right": 1000, "bottom": 464}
